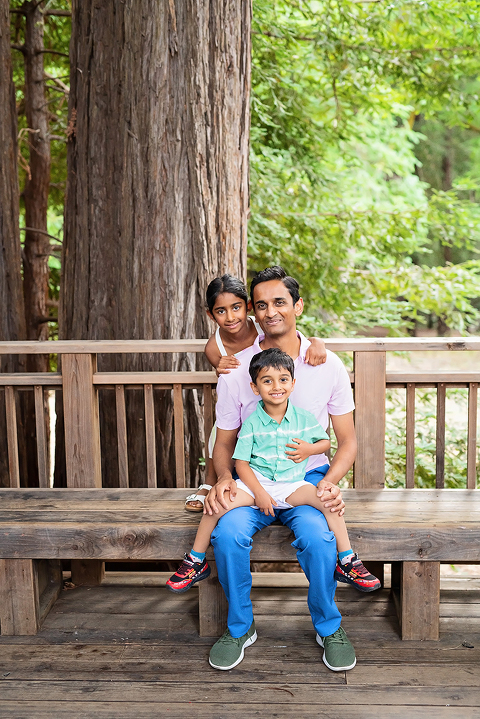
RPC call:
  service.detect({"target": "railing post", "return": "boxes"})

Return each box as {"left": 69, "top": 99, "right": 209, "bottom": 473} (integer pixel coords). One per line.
{"left": 62, "top": 353, "right": 102, "bottom": 488}
{"left": 353, "top": 351, "right": 386, "bottom": 489}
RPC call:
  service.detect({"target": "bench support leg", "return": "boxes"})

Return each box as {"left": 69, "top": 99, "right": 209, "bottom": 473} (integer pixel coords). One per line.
{"left": 71, "top": 559, "right": 105, "bottom": 586}
{"left": 0, "top": 559, "right": 62, "bottom": 635}
{"left": 391, "top": 561, "right": 440, "bottom": 640}
{"left": 198, "top": 560, "right": 228, "bottom": 637}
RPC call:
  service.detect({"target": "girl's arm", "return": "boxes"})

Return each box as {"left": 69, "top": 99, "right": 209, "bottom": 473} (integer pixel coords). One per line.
{"left": 235, "top": 459, "right": 278, "bottom": 516}
{"left": 285, "top": 437, "right": 331, "bottom": 463}
{"left": 205, "top": 334, "right": 240, "bottom": 375}
{"left": 305, "top": 337, "right": 327, "bottom": 366}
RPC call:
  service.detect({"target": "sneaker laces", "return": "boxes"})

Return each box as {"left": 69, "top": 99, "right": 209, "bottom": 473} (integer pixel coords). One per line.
{"left": 175, "top": 554, "right": 195, "bottom": 577}
{"left": 217, "top": 630, "right": 242, "bottom": 647}
{"left": 350, "top": 556, "right": 372, "bottom": 577}
{"left": 324, "top": 627, "right": 348, "bottom": 646}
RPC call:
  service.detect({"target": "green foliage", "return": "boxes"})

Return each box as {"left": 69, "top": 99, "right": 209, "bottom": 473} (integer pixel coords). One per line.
{"left": 385, "top": 388, "right": 478, "bottom": 488}
{"left": 250, "top": 0, "right": 480, "bottom": 335}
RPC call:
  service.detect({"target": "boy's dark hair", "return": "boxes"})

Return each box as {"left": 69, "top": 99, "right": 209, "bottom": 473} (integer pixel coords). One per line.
{"left": 249, "top": 348, "right": 295, "bottom": 384}
{"left": 250, "top": 266, "right": 300, "bottom": 305}
{"left": 206, "top": 275, "right": 248, "bottom": 313}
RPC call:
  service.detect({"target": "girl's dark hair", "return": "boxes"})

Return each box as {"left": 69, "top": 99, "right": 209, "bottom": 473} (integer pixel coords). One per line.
{"left": 250, "top": 266, "right": 300, "bottom": 305}
{"left": 206, "top": 275, "right": 248, "bottom": 313}
{"left": 249, "top": 348, "right": 295, "bottom": 384}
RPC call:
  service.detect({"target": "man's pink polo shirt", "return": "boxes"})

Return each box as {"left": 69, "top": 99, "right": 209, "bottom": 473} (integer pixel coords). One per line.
{"left": 215, "top": 332, "right": 355, "bottom": 472}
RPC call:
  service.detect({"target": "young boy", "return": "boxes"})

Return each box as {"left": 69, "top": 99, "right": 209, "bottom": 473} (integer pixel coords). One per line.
{"left": 167, "top": 348, "right": 380, "bottom": 594}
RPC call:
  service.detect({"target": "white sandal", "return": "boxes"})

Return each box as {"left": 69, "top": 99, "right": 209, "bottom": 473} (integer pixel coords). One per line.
{"left": 184, "top": 484, "right": 213, "bottom": 512}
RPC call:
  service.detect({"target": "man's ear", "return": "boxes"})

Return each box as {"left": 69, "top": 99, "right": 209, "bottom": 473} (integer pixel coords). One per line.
{"left": 247, "top": 299, "right": 253, "bottom": 312}
{"left": 294, "top": 297, "right": 304, "bottom": 317}
{"left": 250, "top": 381, "right": 260, "bottom": 396}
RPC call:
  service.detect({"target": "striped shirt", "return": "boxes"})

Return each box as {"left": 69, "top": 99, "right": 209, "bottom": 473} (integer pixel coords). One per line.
{"left": 232, "top": 400, "right": 329, "bottom": 483}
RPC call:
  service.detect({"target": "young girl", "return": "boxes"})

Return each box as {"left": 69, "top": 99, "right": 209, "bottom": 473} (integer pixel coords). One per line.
{"left": 184, "top": 274, "right": 328, "bottom": 511}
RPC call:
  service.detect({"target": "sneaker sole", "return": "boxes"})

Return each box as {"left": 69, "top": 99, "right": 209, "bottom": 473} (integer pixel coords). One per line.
{"left": 208, "top": 631, "right": 257, "bottom": 671}
{"left": 316, "top": 633, "right": 356, "bottom": 672}
{"left": 166, "top": 566, "right": 211, "bottom": 594}
{"left": 334, "top": 572, "right": 381, "bottom": 593}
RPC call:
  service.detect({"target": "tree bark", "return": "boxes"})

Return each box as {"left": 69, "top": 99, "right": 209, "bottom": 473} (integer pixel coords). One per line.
{"left": 22, "top": 0, "right": 51, "bottom": 363}
{"left": 59, "top": 0, "right": 251, "bottom": 487}
{"left": 0, "top": 0, "right": 27, "bottom": 485}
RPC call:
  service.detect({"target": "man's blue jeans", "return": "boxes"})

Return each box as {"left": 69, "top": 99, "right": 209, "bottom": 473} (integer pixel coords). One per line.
{"left": 210, "top": 465, "right": 342, "bottom": 639}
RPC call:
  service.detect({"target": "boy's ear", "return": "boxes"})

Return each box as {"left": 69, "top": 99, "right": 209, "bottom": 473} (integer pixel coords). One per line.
{"left": 250, "top": 381, "right": 260, "bottom": 396}
{"left": 291, "top": 378, "right": 296, "bottom": 389}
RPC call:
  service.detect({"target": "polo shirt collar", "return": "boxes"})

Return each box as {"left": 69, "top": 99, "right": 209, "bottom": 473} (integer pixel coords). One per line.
{"left": 257, "top": 400, "right": 293, "bottom": 425}
{"left": 252, "top": 330, "right": 308, "bottom": 360}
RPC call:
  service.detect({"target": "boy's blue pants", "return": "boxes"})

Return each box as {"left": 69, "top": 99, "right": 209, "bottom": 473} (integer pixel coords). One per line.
{"left": 210, "top": 465, "right": 342, "bottom": 639}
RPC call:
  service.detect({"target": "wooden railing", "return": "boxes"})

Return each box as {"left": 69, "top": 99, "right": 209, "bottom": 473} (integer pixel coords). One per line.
{"left": 0, "top": 338, "right": 479, "bottom": 490}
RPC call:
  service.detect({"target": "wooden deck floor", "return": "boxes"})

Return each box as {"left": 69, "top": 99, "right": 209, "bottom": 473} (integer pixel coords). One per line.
{"left": 0, "top": 571, "right": 479, "bottom": 718}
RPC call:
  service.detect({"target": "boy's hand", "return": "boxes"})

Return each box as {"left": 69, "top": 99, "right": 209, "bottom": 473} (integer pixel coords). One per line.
{"left": 305, "top": 338, "right": 327, "bottom": 366}
{"left": 285, "top": 438, "right": 313, "bottom": 463}
{"left": 216, "top": 355, "right": 241, "bottom": 376}
{"left": 254, "top": 489, "right": 278, "bottom": 517}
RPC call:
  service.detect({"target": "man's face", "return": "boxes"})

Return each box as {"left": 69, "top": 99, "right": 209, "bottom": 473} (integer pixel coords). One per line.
{"left": 252, "top": 280, "right": 303, "bottom": 338}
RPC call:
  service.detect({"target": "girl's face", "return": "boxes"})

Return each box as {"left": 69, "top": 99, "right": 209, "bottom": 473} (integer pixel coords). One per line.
{"left": 208, "top": 292, "right": 249, "bottom": 334}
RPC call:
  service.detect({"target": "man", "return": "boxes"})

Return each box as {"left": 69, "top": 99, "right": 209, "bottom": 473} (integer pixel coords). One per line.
{"left": 205, "top": 266, "right": 357, "bottom": 672}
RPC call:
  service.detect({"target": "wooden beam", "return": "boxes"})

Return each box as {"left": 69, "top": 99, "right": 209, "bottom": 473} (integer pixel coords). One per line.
{"left": 392, "top": 561, "right": 440, "bottom": 640}
{"left": 198, "top": 560, "right": 228, "bottom": 637}
{"left": 144, "top": 384, "right": 156, "bottom": 488}
{"left": 4, "top": 386, "right": 20, "bottom": 488}
{"left": 467, "top": 383, "right": 478, "bottom": 490}
{"left": 173, "top": 384, "right": 186, "bottom": 488}
{"left": 1, "top": 336, "right": 480, "bottom": 354}
{"left": 115, "top": 385, "right": 129, "bottom": 488}
{"left": 405, "top": 383, "right": 415, "bottom": 488}
{"left": 34, "top": 385, "right": 49, "bottom": 488}
{"left": 436, "top": 383, "right": 446, "bottom": 489}
{"left": 71, "top": 559, "right": 105, "bottom": 586}
{"left": 62, "top": 354, "right": 102, "bottom": 488}
{"left": 0, "top": 559, "right": 39, "bottom": 635}
{"left": 353, "top": 351, "right": 386, "bottom": 488}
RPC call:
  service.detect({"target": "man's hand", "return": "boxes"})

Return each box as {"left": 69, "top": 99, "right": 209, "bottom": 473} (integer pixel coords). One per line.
{"left": 254, "top": 489, "right": 278, "bottom": 517}
{"left": 316, "top": 479, "right": 345, "bottom": 516}
{"left": 204, "top": 477, "right": 237, "bottom": 515}
{"left": 216, "top": 355, "right": 240, "bottom": 376}
{"left": 285, "top": 438, "right": 312, "bottom": 463}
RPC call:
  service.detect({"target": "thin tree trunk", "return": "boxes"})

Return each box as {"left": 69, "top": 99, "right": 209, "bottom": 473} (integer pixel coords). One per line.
{"left": 0, "top": 0, "right": 27, "bottom": 485}
{"left": 22, "top": 0, "right": 51, "bottom": 363}
{"left": 59, "top": 0, "right": 250, "bottom": 487}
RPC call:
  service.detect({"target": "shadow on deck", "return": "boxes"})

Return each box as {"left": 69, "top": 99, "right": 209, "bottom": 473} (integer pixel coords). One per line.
{"left": 0, "top": 571, "right": 479, "bottom": 718}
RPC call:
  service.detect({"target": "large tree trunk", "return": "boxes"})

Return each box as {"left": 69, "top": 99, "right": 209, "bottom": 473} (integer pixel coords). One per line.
{"left": 59, "top": 0, "right": 250, "bottom": 487}
{"left": 22, "top": 0, "right": 51, "bottom": 361}
{"left": 0, "top": 0, "right": 27, "bottom": 485}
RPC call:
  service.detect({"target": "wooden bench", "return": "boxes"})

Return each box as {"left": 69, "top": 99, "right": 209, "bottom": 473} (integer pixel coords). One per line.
{"left": 1, "top": 487, "right": 479, "bottom": 640}
{"left": 0, "top": 338, "right": 479, "bottom": 642}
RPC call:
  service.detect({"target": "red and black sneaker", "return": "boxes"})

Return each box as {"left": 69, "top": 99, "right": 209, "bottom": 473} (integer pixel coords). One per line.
{"left": 166, "top": 553, "right": 211, "bottom": 593}
{"left": 334, "top": 554, "right": 381, "bottom": 592}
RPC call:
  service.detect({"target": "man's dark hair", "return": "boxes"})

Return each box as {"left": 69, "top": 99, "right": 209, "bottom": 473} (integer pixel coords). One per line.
{"left": 206, "top": 274, "right": 248, "bottom": 313}
{"left": 250, "top": 266, "right": 300, "bottom": 305}
{"left": 249, "top": 348, "right": 295, "bottom": 384}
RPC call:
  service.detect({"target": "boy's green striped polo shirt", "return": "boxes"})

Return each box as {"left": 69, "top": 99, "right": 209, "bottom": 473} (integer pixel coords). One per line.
{"left": 232, "top": 400, "right": 328, "bottom": 483}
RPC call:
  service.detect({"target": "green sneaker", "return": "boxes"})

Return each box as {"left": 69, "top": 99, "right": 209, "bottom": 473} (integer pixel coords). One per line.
{"left": 209, "top": 621, "right": 257, "bottom": 670}
{"left": 316, "top": 626, "right": 356, "bottom": 671}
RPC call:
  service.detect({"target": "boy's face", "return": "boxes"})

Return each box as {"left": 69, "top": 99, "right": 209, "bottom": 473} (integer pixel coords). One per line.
{"left": 251, "top": 365, "right": 295, "bottom": 406}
